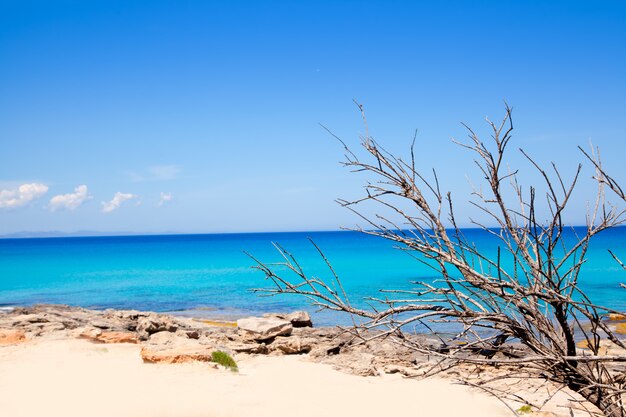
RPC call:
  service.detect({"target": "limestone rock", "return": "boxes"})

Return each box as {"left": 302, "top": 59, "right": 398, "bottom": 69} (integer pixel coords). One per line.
{"left": 305, "top": 329, "right": 354, "bottom": 357}
{"left": 382, "top": 364, "right": 421, "bottom": 377}
{"left": 265, "top": 311, "right": 312, "bottom": 328}
{"left": 347, "top": 352, "right": 377, "bottom": 376}
{"left": 96, "top": 331, "right": 139, "bottom": 344}
{"left": 101, "top": 310, "right": 148, "bottom": 330}
{"left": 8, "top": 314, "right": 50, "bottom": 326}
{"left": 228, "top": 342, "right": 269, "bottom": 354}
{"left": 0, "top": 329, "right": 27, "bottom": 345}
{"left": 91, "top": 320, "right": 115, "bottom": 329}
{"left": 269, "top": 336, "right": 314, "bottom": 354}
{"left": 79, "top": 327, "right": 138, "bottom": 344}
{"left": 237, "top": 317, "right": 292, "bottom": 341}
{"left": 136, "top": 314, "right": 178, "bottom": 340}
{"left": 103, "top": 309, "right": 146, "bottom": 322}
{"left": 178, "top": 329, "right": 200, "bottom": 339}
{"left": 147, "top": 330, "right": 181, "bottom": 345}
{"left": 78, "top": 326, "right": 103, "bottom": 340}
{"left": 285, "top": 311, "right": 312, "bottom": 327}
{"left": 141, "top": 331, "right": 214, "bottom": 363}
{"left": 29, "top": 322, "right": 68, "bottom": 335}
{"left": 140, "top": 345, "right": 214, "bottom": 363}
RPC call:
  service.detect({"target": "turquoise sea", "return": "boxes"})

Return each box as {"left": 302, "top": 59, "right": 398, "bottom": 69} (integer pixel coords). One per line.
{"left": 0, "top": 228, "right": 625, "bottom": 326}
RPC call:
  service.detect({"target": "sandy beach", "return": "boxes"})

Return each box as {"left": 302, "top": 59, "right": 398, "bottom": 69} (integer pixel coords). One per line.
{"left": 0, "top": 337, "right": 512, "bottom": 417}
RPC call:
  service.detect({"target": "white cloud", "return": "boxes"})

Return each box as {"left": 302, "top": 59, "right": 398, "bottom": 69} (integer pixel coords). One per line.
{"left": 0, "top": 183, "right": 48, "bottom": 209}
{"left": 101, "top": 192, "right": 138, "bottom": 213}
{"left": 158, "top": 192, "right": 173, "bottom": 207}
{"left": 49, "top": 185, "right": 90, "bottom": 211}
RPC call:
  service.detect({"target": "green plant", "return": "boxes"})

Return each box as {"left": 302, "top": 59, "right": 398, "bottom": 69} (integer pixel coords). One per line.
{"left": 211, "top": 350, "right": 238, "bottom": 372}
{"left": 517, "top": 405, "right": 532, "bottom": 415}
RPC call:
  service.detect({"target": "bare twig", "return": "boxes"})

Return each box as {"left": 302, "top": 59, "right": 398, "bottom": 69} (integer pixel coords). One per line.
{"left": 251, "top": 106, "right": 626, "bottom": 416}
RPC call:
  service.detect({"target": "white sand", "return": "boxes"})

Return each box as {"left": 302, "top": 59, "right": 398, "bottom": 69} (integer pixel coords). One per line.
{"left": 0, "top": 339, "right": 510, "bottom": 417}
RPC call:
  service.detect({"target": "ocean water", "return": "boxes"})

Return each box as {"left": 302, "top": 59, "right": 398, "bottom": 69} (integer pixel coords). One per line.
{"left": 0, "top": 228, "right": 625, "bottom": 326}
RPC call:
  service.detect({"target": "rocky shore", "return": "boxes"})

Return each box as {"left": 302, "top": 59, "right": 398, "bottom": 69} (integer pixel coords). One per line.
{"left": 0, "top": 304, "right": 424, "bottom": 376}
{"left": 1, "top": 304, "right": 625, "bottom": 416}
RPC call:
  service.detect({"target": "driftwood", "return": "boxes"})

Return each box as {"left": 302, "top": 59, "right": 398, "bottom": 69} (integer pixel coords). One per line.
{"left": 250, "top": 105, "right": 626, "bottom": 416}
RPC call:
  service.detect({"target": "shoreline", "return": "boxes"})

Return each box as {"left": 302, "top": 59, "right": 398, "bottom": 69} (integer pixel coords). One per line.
{"left": 0, "top": 304, "right": 611, "bottom": 417}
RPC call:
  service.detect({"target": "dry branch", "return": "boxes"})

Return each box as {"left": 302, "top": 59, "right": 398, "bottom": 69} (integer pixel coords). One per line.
{"left": 251, "top": 106, "right": 626, "bottom": 416}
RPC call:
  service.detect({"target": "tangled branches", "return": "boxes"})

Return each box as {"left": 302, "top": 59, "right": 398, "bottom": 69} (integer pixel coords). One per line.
{"left": 251, "top": 106, "right": 626, "bottom": 416}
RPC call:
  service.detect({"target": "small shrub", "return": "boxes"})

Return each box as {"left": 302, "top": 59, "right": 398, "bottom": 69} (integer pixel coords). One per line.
{"left": 517, "top": 405, "right": 532, "bottom": 414}
{"left": 211, "top": 350, "right": 238, "bottom": 372}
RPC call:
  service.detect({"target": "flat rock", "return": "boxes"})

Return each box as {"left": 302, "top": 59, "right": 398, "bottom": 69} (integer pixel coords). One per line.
{"left": 24, "top": 322, "right": 68, "bottom": 336}
{"left": 269, "top": 336, "right": 314, "bottom": 354}
{"left": 79, "top": 328, "right": 139, "bottom": 344}
{"left": 0, "top": 329, "right": 27, "bottom": 345}
{"left": 139, "top": 330, "right": 218, "bottom": 364}
{"left": 141, "top": 332, "right": 215, "bottom": 363}
{"left": 97, "top": 331, "right": 139, "bottom": 344}
{"left": 237, "top": 317, "right": 292, "bottom": 341}
{"left": 90, "top": 320, "right": 113, "bottom": 329}
{"left": 228, "top": 342, "right": 269, "bottom": 354}
{"left": 265, "top": 311, "right": 312, "bottom": 328}
{"left": 103, "top": 309, "right": 146, "bottom": 321}
{"left": 140, "top": 345, "right": 214, "bottom": 363}
{"left": 7, "top": 314, "right": 50, "bottom": 325}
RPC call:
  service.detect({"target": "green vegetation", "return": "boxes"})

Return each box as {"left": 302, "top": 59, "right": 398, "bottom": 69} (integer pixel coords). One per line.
{"left": 516, "top": 405, "right": 532, "bottom": 414}
{"left": 211, "top": 351, "right": 238, "bottom": 372}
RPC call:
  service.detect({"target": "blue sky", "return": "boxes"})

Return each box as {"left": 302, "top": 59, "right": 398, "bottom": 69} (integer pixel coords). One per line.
{"left": 1, "top": 0, "right": 625, "bottom": 234}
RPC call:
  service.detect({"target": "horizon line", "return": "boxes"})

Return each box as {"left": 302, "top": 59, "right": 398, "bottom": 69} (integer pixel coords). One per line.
{"left": 1, "top": 224, "right": 621, "bottom": 240}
